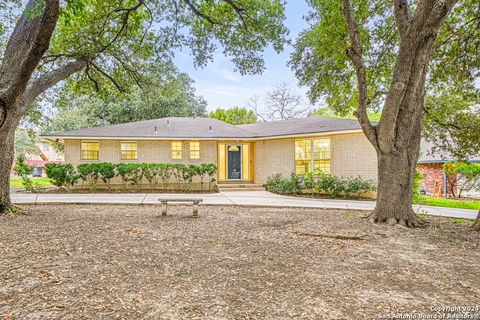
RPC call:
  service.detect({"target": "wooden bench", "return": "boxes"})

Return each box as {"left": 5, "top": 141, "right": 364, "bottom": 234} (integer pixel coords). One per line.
{"left": 157, "top": 198, "right": 203, "bottom": 217}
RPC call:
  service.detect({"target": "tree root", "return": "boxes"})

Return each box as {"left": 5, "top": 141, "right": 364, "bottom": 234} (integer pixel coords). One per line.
{"left": 291, "top": 231, "right": 367, "bottom": 240}
{"left": 0, "top": 204, "right": 26, "bottom": 216}
{"left": 368, "top": 210, "right": 426, "bottom": 228}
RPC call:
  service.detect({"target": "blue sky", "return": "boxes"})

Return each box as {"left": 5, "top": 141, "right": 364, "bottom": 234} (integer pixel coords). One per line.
{"left": 174, "top": 1, "right": 311, "bottom": 112}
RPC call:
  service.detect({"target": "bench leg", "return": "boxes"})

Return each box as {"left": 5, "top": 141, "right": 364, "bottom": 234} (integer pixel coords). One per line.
{"left": 162, "top": 203, "right": 167, "bottom": 216}
{"left": 193, "top": 201, "right": 199, "bottom": 217}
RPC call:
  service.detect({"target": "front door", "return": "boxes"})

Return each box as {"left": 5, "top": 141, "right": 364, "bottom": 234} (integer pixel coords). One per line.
{"left": 227, "top": 145, "right": 242, "bottom": 180}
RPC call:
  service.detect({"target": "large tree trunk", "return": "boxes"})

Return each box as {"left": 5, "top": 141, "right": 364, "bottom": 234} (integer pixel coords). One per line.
{"left": 370, "top": 142, "right": 422, "bottom": 226}
{"left": 0, "top": 0, "right": 60, "bottom": 214}
{"left": 472, "top": 210, "right": 480, "bottom": 231}
{"left": 0, "top": 109, "right": 20, "bottom": 214}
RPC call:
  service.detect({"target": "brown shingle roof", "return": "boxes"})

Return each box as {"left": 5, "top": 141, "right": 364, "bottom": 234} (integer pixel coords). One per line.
{"left": 43, "top": 116, "right": 364, "bottom": 140}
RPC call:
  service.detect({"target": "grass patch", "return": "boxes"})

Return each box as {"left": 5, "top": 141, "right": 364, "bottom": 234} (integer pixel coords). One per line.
{"left": 10, "top": 177, "right": 52, "bottom": 188}
{"left": 413, "top": 196, "right": 480, "bottom": 210}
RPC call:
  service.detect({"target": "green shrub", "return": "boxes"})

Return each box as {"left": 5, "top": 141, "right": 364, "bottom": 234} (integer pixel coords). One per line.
{"left": 267, "top": 171, "right": 375, "bottom": 198}
{"left": 47, "top": 162, "right": 217, "bottom": 192}
{"left": 141, "top": 164, "right": 159, "bottom": 189}
{"left": 413, "top": 169, "right": 423, "bottom": 196}
{"left": 266, "top": 173, "right": 302, "bottom": 194}
{"left": 45, "top": 163, "right": 79, "bottom": 191}
{"left": 13, "top": 155, "right": 41, "bottom": 192}
{"left": 116, "top": 163, "right": 144, "bottom": 187}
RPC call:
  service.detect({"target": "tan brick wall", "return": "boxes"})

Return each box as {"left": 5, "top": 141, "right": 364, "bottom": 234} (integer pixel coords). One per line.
{"left": 330, "top": 133, "right": 377, "bottom": 181}
{"left": 254, "top": 139, "right": 295, "bottom": 184}
{"left": 64, "top": 134, "right": 378, "bottom": 185}
{"left": 64, "top": 139, "right": 216, "bottom": 165}
{"left": 253, "top": 133, "right": 378, "bottom": 184}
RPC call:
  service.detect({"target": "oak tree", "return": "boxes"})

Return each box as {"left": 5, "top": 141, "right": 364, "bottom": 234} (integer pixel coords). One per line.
{"left": 0, "top": 0, "right": 287, "bottom": 213}
{"left": 291, "top": 0, "right": 478, "bottom": 226}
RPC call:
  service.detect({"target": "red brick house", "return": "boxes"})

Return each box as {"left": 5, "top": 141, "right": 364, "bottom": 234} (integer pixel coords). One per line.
{"left": 417, "top": 141, "right": 480, "bottom": 197}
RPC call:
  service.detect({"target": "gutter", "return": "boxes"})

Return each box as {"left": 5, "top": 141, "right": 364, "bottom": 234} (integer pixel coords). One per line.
{"left": 40, "top": 129, "right": 364, "bottom": 142}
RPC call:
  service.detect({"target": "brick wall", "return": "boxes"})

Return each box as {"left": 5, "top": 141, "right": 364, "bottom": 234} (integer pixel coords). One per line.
{"left": 64, "top": 139, "right": 216, "bottom": 165}
{"left": 417, "top": 163, "right": 449, "bottom": 197}
{"left": 330, "top": 133, "right": 377, "bottom": 181}
{"left": 254, "top": 139, "right": 295, "bottom": 184}
{"left": 64, "top": 133, "right": 379, "bottom": 185}
{"left": 253, "top": 133, "right": 378, "bottom": 184}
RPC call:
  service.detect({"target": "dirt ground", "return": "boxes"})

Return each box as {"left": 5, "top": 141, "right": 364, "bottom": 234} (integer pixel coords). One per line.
{"left": 1, "top": 205, "right": 479, "bottom": 320}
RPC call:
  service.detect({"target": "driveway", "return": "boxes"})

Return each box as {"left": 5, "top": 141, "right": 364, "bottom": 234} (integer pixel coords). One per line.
{"left": 11, "top": 190, "right": 478, "bottom": 220}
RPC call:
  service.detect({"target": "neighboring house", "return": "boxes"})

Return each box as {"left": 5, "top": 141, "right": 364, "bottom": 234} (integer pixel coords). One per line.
{"left": 42, "top": 117, "right": 378, "bottom": 187}
{"left": 417, "top": 141, "right": 480, "bottom": 197}
{"left": 12, "top": 139, "right": 65, "bottom": 176}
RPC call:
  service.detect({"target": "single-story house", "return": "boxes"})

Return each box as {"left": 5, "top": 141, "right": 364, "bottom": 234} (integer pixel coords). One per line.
{"left": 42, "top": 116, "right": 379, "bottom": 188}
{"left": 417, "top": 141, "right": 480, "bottom": 197}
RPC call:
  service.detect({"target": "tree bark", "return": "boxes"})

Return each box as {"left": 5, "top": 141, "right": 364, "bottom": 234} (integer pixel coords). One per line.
{"left": 0, "top": 109, "right": 20, "bottom": 214}
{"left": 0, "top": 0, "right": 60, "bottom": 213}
{"left": 472, "top": 210, "right": 480, "bottom": 231}
{"left": 370, "top": 136, "right": 422, "bottom": 226}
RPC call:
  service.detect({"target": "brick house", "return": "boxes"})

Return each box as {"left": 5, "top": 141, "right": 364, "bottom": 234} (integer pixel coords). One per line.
{"left": 417, "top": 141, "right": 480, "bottom": 197}
{"left": 44, "top": 116, "right": 475, "bottom": 193}
{"left": 42, "top": 116, "right": 378, "bottom": 188}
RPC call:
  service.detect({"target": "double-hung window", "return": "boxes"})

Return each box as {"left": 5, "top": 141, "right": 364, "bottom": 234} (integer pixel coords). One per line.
{"left": 120, "top": 142, "right": 138, "bottom": 160}
{"left": 81, "top": 141, "right": 99, "bottom": 160}
{"left": 172, "top": 141, "right": 182, "bottom": 160}
{"left": 189, "top": 141, "right": 200, "bottom": 159}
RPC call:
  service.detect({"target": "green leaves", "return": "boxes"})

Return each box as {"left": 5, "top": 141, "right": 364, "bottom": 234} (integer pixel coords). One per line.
{"left": 209, "top": 107, "right": 257, "bottom": 125}
{"left": 45, "top": 162, "right": 218, "bottom": 191}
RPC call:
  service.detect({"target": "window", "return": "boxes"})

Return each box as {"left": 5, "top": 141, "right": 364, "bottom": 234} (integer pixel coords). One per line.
{"left": 172, "top": 141, "right": 182, "bottom": 160}
{"left": 295, "top": 138, "right": 331, "bottom": 174}
{"left": 313, "top": 138, "right": 331, "bottom": 174}
{"left": 120, "top": 142, "right": 138, "bottom": 160}
{"left": 42, "top": 143, "right": 49, "bottom": 152}
{"left": 189, "top": 141, "right": 200, "bottom": 159}
{"left": 81, "top": 141, "right": 99, "bottom": 160}
{"left": 295, "top": 139, "right": 311, "bottom": 174}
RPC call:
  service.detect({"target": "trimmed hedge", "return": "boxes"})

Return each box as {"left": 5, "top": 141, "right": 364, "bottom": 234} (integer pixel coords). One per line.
{"left": 266, "top": 169, "right": 375, "bottom": 199}
{"left": 45, "top": 162, "right": 217, "bottom": 192}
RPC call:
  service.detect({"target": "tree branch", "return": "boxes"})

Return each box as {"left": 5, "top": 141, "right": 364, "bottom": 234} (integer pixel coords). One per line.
{"left": 89, "top": 61, "right": 126, "bottom": 93}
{"left": 340, "top": 0, "right": 378, "bottom": 149}
{"left": 0, "top": 0, "right": 59, "bottom": 107}
{"left": 393, "top": 0, "right": 410, "bottom": 39}
{"left": 182, "top": 0, "right": 222, "bottom": 25}
{"left": 18, "top": 58, "right": 88, "bottom": 113}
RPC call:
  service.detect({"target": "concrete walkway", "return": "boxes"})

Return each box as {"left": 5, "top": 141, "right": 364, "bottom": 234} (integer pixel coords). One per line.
{"left": 11, "top": 191, "right": 478, "bottom": 220}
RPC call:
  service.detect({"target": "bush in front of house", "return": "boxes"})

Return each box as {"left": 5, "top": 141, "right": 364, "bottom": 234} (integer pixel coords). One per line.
{"left": 266, "top": 169, "right": 375, "bottom": 199}
{"left": 44, "top": 163, "right": 79, "bottom": 191}
{"left": 45, "top": 162, "right": 217, "bottom": 192}
{"left": 13, "top": 155, "right": 41, "bottom": 192}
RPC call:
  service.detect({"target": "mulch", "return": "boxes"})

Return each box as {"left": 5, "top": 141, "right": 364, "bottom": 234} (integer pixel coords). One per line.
{"left": 1, "top": 205, "right": 479, "bottom": 319}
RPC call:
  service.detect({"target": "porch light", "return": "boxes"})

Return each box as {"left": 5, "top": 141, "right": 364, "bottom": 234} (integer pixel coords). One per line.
{"left": 154, "top": 126, "right": 158, "bottom": 134}
{"left": 167, "top": 119, "right": 170, "bottom": 127}
{"left": 209, "top": 125, "right": 213, "bottom": 132}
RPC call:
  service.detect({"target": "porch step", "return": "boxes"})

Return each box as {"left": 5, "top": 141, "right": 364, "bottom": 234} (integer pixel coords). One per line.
{"left": 218, "top": 183, "right": 266, "bottom": 192}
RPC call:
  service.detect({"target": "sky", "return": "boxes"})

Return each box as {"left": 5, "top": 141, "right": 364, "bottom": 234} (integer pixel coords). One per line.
{"left": 173, "top": 1, "right": 312, "bottom": 112}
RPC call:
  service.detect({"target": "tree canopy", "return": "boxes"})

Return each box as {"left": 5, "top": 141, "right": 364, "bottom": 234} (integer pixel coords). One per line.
{"left": 43, "top": 62, "right": 207, "bottom": 133}
{"left": 290, "top": 0, "right": 479, "bottom": 159}
{"left": 209, "top": 107, "right": 257, "bottom": 125}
